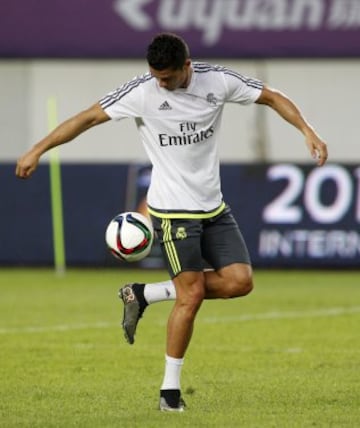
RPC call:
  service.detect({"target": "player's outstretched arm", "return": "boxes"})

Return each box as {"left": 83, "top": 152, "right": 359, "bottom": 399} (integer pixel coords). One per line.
{"left": 256, "top": 86, "right": 328, "bottom": 166}
{"left": 16, "top": 103, "right": 110, "bottom": 179}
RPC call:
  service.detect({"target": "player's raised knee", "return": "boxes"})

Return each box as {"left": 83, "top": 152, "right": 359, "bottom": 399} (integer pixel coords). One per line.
{"left": 226, "top": 265, "right": 254, "bottom": 297}
{"left": 237, "top": 275, "right": 253, "bottom": 296}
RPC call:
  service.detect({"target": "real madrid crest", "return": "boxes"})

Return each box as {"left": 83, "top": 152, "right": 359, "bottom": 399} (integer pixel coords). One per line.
{"left": 175, "top": 227, "right": 187, "bottom": 240}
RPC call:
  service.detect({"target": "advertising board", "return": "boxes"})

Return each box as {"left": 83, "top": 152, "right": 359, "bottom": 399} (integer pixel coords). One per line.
{"left": 1, "top": 0, "right": 360, "bottom": 58}
{"left": 1, "top": 163, "right": 359, "bottom": 267}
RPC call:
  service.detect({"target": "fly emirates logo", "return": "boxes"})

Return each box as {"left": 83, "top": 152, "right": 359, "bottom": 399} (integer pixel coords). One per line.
{"left": 113, "top": 0, "right": 360, "bottom": 45}
{"left": 158, "top": 122, "right": 214, "bottom": 147}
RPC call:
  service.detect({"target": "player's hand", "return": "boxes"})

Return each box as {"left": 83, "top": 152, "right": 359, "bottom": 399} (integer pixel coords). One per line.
{"left": 16, "top": 151, "right": 40, "bottom": 179}
{"left": 306, "top": 133, "right": 328, "bottom": 166}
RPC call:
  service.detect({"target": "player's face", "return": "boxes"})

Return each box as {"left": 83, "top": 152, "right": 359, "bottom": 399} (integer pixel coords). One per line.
{"left": 150, "top": 60, "right": 192, "bottom": 91}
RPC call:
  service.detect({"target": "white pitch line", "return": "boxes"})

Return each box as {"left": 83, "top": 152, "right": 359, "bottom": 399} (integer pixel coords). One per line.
{"left": 202, "top": 306, "right": 360, "bottom": 324}
{"left": 0, "top": 306, "right": 359, "bottom": 335}
{"left": 0, "top": 321, "right": 116, "bottom": 335}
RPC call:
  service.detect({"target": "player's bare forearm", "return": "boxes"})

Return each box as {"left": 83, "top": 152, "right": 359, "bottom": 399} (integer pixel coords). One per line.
{"left": 256, "top": 86, "right": 328, "bottom": 166}
{"left": 16, "top": 103, "right": 109, "bottom": 179}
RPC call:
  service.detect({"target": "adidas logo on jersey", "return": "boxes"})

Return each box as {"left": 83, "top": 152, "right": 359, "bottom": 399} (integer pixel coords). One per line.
{"left": 159, "top": 101, "right": 172, "bottom": 110}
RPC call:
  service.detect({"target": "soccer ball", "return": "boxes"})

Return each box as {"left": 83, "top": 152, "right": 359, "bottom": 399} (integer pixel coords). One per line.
{"left": 105, "top": 212, "right": 154, "bottom": 262}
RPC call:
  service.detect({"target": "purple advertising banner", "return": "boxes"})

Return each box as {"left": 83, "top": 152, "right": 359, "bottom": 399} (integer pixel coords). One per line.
{"left": 1, "top": 0, "right": 360, "bottom": 58}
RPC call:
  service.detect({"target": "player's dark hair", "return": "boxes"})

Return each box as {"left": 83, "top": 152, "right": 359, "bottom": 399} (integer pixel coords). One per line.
{"left": 146, "top": 33, "right": 190, "bottom": 71}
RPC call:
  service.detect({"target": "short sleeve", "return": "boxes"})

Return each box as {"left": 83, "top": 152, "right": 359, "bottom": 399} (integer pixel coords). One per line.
{"left": 99, "top": 73, "right": 152, "bottom": 120}
{"left": 223, "top": 69, "right": 263, "bottom": 105}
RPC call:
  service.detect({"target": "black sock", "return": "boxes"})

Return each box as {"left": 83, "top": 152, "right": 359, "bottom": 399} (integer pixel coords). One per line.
{"left": 160, "top": 389, "right": 181, "bottom": 407}
{"left": 132, "top": 283, "right": 148, "bottom": 311}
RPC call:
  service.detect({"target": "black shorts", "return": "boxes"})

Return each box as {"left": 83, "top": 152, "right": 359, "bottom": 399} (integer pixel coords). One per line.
{"left": 150, "top": 206, "right": 251, "bottom": 278}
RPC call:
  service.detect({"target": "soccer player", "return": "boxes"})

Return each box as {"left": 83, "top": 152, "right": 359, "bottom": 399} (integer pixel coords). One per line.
{"left": 16, "top": 33, "right": 328, "bottom": 412}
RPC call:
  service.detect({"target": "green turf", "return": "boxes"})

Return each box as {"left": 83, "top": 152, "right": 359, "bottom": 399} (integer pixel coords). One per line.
{"left": 0, "top": 268, "right": 359, "bottom": 427}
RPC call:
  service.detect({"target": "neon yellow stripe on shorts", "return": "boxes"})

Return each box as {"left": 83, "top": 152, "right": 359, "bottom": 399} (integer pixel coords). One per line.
{"left": 162, "top": 218, "right": 181, "bottom": 276}
{"left": 148, "top": 202, "right": 226, "bottom": 219}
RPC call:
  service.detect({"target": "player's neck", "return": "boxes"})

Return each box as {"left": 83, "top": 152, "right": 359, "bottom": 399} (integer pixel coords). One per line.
{"left": 181, "top": 66, "right": 193, "bottom": 88}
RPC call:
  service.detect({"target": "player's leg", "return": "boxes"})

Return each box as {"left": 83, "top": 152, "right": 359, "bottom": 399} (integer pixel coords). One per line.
{"left": 160, "top": 266, "right": 252, "bottom": 359}
{"left": 120, "top": 216, "right": 202, "bottom": 345}
{"left": 166, "top": 270, "right": 205, "bottom": 357}
{"left": 205, "top": 262, "right": 253, "bottom": 297}
{"left": 121, "top": 262, "right": 250, "bottom": 308}
{"left": 120, "top": 207, "right": 252, "bottom": 344}
{"left": 119, "top": 263, "right": 251, "bottom": 344}
{"left": 155, "top": 217, "right": 206, "bottom": 411}
{"left": 159, "top": 212, "right": 254, "bottom": 410}
{"left": 159, "top": 269, "right": 205, "bottom": 411}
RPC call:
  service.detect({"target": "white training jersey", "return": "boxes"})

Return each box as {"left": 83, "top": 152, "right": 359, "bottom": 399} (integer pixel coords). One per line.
{"left": 99, "top": 62, "right": 263, "bottom": 217}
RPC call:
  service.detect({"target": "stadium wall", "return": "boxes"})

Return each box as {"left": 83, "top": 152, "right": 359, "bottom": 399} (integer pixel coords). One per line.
{"left": 1, "top": 59, "right": 359, "bottom": 163}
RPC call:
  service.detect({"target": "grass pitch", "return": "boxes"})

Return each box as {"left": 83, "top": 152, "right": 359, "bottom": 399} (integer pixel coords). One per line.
{"left": 0, "top": 268, "right": 359, "bottom": 427}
